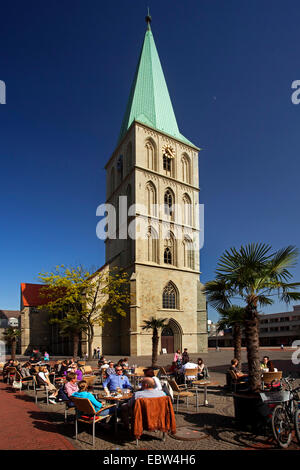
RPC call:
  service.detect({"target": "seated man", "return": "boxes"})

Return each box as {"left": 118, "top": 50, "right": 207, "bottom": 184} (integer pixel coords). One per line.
{"left": 106, "top": 361, "right": 116, "bottom": 376}
{"left": 230, "top": 359, "right": 248, "bottom": 380}
{"left": 143, "top": 368, "right": 162, "bottom": 390}
{"left": 103, "top": 366, "right": 133, "bottom": 394}
{"left": 120, "top": 377, "right": 166, "bottom": 430}
{"left": 260, "top": 356, "right": 270, "bottom": 370}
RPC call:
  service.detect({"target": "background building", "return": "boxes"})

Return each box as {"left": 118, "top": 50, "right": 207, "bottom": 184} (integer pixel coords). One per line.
{"left": 0, "top": 310, "right": 21, "bottom": 354}
{"left": 208, "top": 305, "right": 300, "bottom": 347}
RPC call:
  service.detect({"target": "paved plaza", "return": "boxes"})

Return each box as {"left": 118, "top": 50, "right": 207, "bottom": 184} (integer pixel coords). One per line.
{"left": 0, "top": 348, "right": 299, "bottom": 451}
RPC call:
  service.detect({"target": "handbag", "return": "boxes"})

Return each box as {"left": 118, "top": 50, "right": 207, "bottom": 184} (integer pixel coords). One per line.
{"left": 12, "top": 380, "right": 22, "bottom": 389}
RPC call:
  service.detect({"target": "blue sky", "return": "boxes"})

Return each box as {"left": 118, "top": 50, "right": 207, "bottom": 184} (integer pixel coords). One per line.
{"left": 1, "top": 0, "right": 300, "bottom": 322}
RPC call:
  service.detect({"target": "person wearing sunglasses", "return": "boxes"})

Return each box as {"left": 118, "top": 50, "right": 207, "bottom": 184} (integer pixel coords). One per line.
{"left": 103, "top": 366, "right": 133, "bottom": 395}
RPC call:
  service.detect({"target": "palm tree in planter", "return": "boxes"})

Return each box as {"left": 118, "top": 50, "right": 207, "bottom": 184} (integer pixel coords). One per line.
{"left": 217, "top": 305, "right": 245, "bottom": 370}
{"left": 3, "top": 327, "right": 22, "bottom": 360}
{"left": 205, "top": 243, "right": 300, "bottom": 393}
{"left": 141, "top": 317, "right": 168, "bottom": 368}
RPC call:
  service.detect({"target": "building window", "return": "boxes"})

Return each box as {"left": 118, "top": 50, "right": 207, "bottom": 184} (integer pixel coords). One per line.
{"left": 146, "top": 182, "right": 157, "bottom": 216}
{"left": 183, "top": 237, "right": 194, "bottom": 269}
{"left": 162, "top": 146, "right": 175, "bottom": 177}
{"left": 164, "top": 189, "right": 174, "bottom": 220}
{"left": 145, "top": 139, "right": 157, "bottom": 171}
{"left": 181, "top": 154, "right": 191, "bottom": 184}
{"left": 162, "top": 282, "right": 178, "bottom": 309}
{"left": 164, "top": 232, "right": 176, "bottom": 265}
{"left": 183, "top": 193, "right": 192, "bottom": 226}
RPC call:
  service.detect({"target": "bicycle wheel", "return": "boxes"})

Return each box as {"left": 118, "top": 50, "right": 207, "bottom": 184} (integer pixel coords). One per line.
{"left": 271, "top": 404, "right": 292, "bottom": 449}
{"left": 294, "top": 408, "right": 300, "bottom": 445}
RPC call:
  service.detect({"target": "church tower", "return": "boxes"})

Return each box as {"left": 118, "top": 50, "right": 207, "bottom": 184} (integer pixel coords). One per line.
{"left": 103, "top": 15, "right": 207, "bottom": 355}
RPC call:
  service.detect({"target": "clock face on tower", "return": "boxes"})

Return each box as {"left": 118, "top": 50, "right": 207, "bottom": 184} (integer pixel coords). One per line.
{"left": 162, "top": 145, "right": 175, "bottom": 158}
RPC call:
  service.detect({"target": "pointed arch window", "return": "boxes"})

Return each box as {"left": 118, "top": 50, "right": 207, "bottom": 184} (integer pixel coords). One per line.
{"left": 146, "top": 182, "right": 157, "bottom": 216}
{"left": 164, "top": 231, "right": 176, "bottom": 265}
{"left": 183, "top": 236, "right": 194, "bottom": 269}
{"left": 164, "top": 189, "right": 174, "bottom": 220}
{"left": 183, "top": 193, "right": 192, "bottom": 226}
{"left": 145, "top": 139, "right": 157, "bottom": 171}
{"left": 181, "top": 154, "right": 191, "bottom": 184}
{"left": 162, "top": 282, "right": 178, "bottom": 309}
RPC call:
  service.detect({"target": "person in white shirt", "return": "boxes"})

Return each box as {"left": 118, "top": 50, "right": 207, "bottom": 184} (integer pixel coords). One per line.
{"left": 180, "top": 362, "right": 199, "bottom": 381}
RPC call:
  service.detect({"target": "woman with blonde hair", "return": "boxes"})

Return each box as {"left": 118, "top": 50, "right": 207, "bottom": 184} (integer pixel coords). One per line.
{"left": 72, "top": 380, "right": 115, "bottom": 418}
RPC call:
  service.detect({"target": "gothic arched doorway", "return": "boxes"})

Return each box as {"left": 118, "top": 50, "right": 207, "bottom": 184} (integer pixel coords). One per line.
{"left": 161, "top": 326, "right": 174, "bottom": 353}
{"left": 161, "top": 319, "right": 182, "bottom": 354}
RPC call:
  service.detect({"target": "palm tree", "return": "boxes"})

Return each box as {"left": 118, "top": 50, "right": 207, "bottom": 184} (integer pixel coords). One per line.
{"left": 3, "top": 327, "right": 21, "bottom": 360}
{"left": 141, "top": 317, "right": 168, "bottom": 368}
{"left": 205, "top": 243, "right": 300, "bottom": 393}
{"left": 217, "top": 305, "right": 245, "bottom": 370}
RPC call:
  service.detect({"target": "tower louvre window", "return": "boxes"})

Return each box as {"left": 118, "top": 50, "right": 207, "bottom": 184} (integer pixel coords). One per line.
{"left": 163, "top": 155, "right": 171, "bottom": 171}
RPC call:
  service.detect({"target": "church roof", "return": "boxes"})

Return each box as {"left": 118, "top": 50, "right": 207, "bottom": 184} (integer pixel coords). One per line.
{"left": 118, "top": 22, "right": 197, "bottom": 149}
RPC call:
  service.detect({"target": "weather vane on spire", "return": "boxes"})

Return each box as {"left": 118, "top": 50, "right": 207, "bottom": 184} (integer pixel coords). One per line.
{"left": 145, "top": 7, "right": 152, "bottom": 30}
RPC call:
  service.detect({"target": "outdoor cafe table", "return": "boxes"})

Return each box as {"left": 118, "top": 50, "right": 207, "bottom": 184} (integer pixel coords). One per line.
{"left": 191, "top": 380, "right": 219, "bottom": 409}
{"left": 126, "top": 373, "right": 144, "bottom": 391}
{"left": 96, "top": 392, "right": 133, "bottom": 434}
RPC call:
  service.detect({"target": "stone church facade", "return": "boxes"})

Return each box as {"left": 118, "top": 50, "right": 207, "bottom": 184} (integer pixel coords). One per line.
{"left": 99, "top": 17, "right": 208, "bottom": 356}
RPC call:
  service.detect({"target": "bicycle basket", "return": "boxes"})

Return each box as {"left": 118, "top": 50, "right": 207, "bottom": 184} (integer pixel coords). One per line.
{"left": 259, "top": 390, "right": 291, "bottom": 404}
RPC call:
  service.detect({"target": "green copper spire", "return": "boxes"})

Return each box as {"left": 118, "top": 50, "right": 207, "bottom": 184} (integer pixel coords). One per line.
{"left": 118, "top": 18, "right": 196, "bottom": 148}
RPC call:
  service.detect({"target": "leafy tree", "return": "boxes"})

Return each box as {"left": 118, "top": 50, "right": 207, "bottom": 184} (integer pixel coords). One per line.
{"left": 141, "top": 317, "right": 168, "bottom": 368}
{"left": 38, "top": 265, "right": 130, "bottom": 359}
{"left": 50, "top": 312, "right": 87, "bottom": 359}
{"left": 205, "top": 243, "right": 300, "bottom": 392}
{"left": 3, "top": 327, "right": 21, "bottom": 360}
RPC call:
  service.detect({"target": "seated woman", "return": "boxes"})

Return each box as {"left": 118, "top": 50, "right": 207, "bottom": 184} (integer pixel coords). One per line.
{"left": 37, "top": 366, "right": 59, "bottom": 403}
{"left": 72, "top": 380, "right": 115, "bottom": 417}
{"left": 266, "top": 360, "right": 278, "bottom": 372}
{"left": 197, "top": 358, "right": 206, "bottom": 379}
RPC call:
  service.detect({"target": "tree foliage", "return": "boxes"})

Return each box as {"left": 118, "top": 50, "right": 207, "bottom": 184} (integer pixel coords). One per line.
{"left": 38, "top": 265, "right": 130, "bottom": 359}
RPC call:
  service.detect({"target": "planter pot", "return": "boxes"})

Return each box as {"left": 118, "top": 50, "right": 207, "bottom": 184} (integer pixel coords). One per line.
{"left": 233, "top": 392, "right": 265, "bottom": 431}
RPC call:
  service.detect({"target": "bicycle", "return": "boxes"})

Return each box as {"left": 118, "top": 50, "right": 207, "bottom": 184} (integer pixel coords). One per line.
{"left": 263, "top": 377, "right": 300, "bottom": 448}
